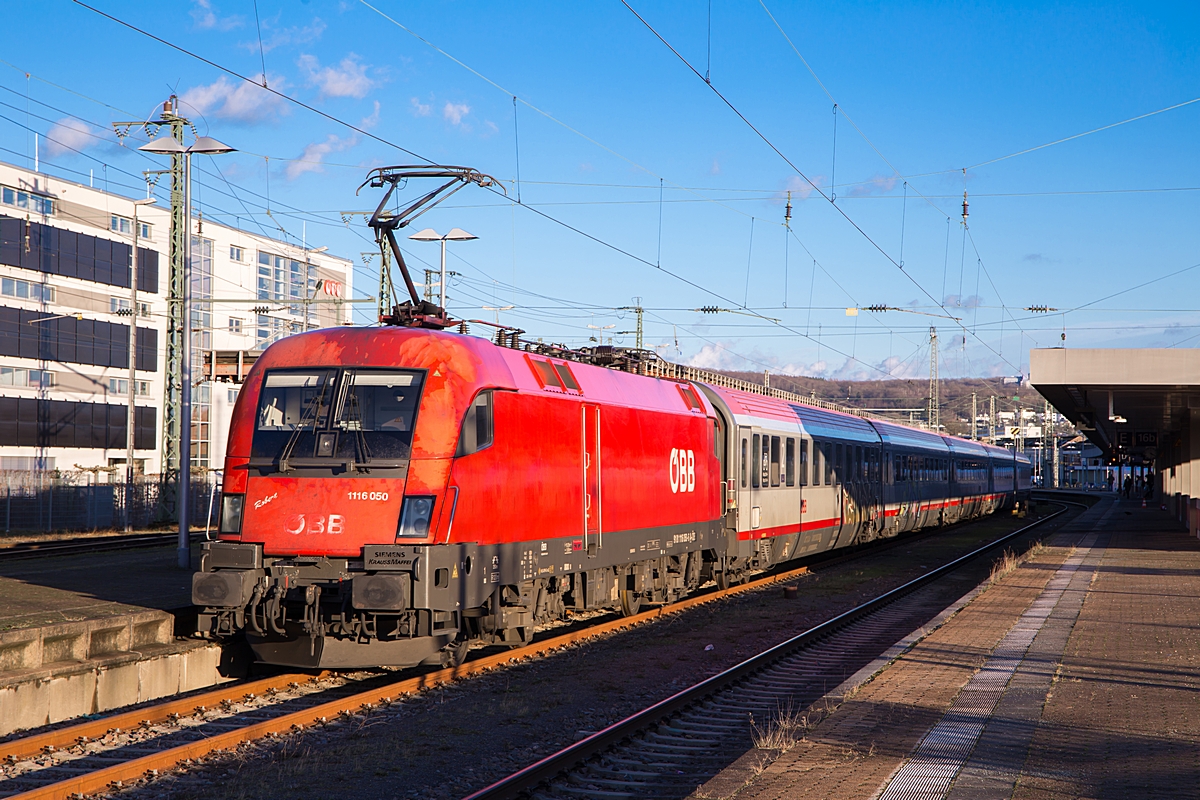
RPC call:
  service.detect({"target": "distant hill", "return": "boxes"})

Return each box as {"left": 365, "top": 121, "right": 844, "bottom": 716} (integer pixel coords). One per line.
{"left": 714, "top": 370, "right": 1047, "bottom": 437}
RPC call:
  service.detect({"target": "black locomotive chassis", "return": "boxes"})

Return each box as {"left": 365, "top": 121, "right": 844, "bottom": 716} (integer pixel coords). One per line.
{"left": 190, "top": 518, "right": 765, "bottom": 669}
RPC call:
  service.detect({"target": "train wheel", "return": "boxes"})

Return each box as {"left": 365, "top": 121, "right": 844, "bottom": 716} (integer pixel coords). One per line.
{"left": 716, "top": 570, "right": 730, "bottom": 591}
{"left": 441, "top": 639, "right": 470, "bottom": 668}
{"left": 620, "top": 590, "right": 642, "bottom": 617}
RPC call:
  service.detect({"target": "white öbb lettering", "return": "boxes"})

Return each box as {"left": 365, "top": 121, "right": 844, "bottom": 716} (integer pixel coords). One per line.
{"left": 669, "top": 448, "right": 696, "bottom": 494}
{"left": 285, "top": 514, "right": 345, "bottom": 535}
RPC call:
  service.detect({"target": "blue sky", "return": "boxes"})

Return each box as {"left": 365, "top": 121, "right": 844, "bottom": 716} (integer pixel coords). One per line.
{"left": 2, "top": 0, "right": 1198, "bottom": 381}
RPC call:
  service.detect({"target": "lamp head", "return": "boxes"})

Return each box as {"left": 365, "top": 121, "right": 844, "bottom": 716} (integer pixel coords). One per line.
{"left": 444, "top": 227, "right": 478, "bottom": 241}
{"left": 408, "top": 228, "right": 442, "bottom": 241}
{"left": 189, "top": 136, "right": 236, "bottom": 155}
{"left": 138, "top": 136, "right": 185, "bottom": 155}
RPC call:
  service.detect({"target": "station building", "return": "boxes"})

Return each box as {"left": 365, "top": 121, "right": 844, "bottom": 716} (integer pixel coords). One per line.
{"left": 0, "top": 159, "right": 353, "bottom": 477}
{"left": 1031, "top": 347, "right": 1200, "bottom": 532}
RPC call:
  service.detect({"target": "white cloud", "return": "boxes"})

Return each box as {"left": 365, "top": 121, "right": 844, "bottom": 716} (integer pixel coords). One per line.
{"left": 191, "top": 0, "right": 242, "bottom": 30}
{"left": 710, "top": 157, "right": 721, "bottom": 175}
{"left": 482, "top": 120, "right": 500, "bottom": 138}
{"left": 298, "top": 53, "right": 376, "bottom": 99}
{"left": 180, "top": 75, "right": 288, "bottom": 125}
{"left": 410, "top": 97, "right": 431, "bottom": 117}
{"left": 45, "top": 117, "right": 109, "bottom": 156}
{"left": 443, "top": 102, "right": 470, "bottom": 126}
{"left": 686, "top": 343, "right": 731, "bottom": 370}
{"left": 942, "top": 294, "right": 984, "bottom": 309}
{"left": 286, "top": 133, "right": 359, "bottom": 180}
{"left": 244, "top": 18, "right": 326, "bottom": 53}
{"left": 779, "top": 174, "right": 822, "bottom": 202}
{"left": 847, "top": 173, "right": 899, "bottom": 198}
{"left": 360, "top": 100, "right": 381, "bottom": 130}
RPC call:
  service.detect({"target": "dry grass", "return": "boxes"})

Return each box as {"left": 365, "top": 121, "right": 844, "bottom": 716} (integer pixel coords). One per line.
{"left": 989, "top": 540, "right": 1046, "bottom": 584}
{"left": 749, "top": 702, "right": 808, "bottom": 752}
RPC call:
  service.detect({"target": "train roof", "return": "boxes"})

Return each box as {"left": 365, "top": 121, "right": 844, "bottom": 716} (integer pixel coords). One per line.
{"left": 258, "top": 328, "right": 1030, "bottom": 463}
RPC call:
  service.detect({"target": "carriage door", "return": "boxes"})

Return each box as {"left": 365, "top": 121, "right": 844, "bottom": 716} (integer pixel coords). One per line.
{"left": 737, "top": 427, "right": 755, "bottom": 532}
{"left": 583, "top": 404, "right": 602, "bottom": 550}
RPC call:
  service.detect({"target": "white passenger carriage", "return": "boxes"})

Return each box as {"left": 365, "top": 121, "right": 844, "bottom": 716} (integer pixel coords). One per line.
{"left": 695, "top": 383, "right": 1032, "bottom": 583}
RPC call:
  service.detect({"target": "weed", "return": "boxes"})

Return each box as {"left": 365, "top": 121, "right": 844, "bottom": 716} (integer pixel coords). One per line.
{"left": 989, "top": 539, "right": 1046, "bottom": 584}
{"left": 750, "top": 702, "right": 808, "bottom": 752}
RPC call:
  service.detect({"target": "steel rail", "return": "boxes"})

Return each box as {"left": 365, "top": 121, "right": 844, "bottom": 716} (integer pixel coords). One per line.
{"left": 5, "top": 505, "right": 1068, "bottom": 799}
{"left": 0, "top": 532, "right": 207, "bottom": 561}
{"left": 0, "top": 672, "right": 325, "bottom": 763}
{"left": 4, "top": 560, "right": 815, "bottom": 799}
{"left": 461, "top": 504, "right": 1069, "bottom": 800}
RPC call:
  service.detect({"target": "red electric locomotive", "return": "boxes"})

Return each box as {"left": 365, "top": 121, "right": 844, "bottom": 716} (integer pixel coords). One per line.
{"left": 191, "top": 167, "right": 1031, "bottom": 668}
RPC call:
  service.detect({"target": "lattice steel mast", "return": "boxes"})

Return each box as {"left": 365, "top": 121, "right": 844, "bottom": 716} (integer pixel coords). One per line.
{"left": 114, "top": 99, "right": 187, "bottom": 520}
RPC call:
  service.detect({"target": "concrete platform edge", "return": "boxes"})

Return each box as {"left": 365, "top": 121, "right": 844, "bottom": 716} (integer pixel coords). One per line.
{"left": 0, "top": 639, "right": 231, "bottom": 737}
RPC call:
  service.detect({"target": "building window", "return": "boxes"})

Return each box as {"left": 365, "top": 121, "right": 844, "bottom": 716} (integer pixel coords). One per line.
{"left": 108, "top": 378, "right": 150, "bottom": 395}
{"left": 110, "top": 297, "right": 132, "bottom": 315}
{"left": 1, "top": 186, "right": 54, "bottom": 215}
{"left": 228, "top": 388, "right": 239, "bottom": 403}
{"left": 1, "top": 277, "right": 54, "bottom": 303}
{"left": 110, "top": 215, "right": 152, "bottom": 239}
{"left": 139, "top": 302, "right": 151, "bottom": 318}
{"left": 228, "top": 317, "right": 243, "bottom": 334}
{"left": 230, "top": 245, "right": 244, "bottom": 262}
{"left": 1, "top": 366, "right": 54, "bottom": 387}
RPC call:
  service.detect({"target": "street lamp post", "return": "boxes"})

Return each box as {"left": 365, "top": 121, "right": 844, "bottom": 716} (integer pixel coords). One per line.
{"left": 126, "top": 198, "right": 156, "bottom": 533}
{"left": 408, "top": 228, "right": 477, "bottom": 311}
{"left": 139, "top": 134, "right": 236, "bottom": 569}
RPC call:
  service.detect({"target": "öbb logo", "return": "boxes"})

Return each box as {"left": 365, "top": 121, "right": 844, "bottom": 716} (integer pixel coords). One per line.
{"left": 670, "top": 448, "right": 695, "bottom": 494}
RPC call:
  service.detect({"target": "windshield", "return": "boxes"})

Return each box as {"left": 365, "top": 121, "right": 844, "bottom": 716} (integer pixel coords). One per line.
{"left": 250, "top": 368, "right": 424, "bottom": 470}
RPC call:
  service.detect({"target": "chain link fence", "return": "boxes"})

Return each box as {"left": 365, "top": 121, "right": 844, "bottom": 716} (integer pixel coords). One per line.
{"left": 0, "top": 471, "right": 222, "bottom": 533}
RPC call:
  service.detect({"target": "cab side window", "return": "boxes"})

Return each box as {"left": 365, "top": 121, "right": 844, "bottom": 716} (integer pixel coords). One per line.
{"left": 455, "top": 390, "right": 494, "bottom": 456}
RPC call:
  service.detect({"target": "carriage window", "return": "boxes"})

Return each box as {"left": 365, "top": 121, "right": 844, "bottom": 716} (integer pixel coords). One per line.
{"left": 834, "top": 443, "right": 842, "bottom": 485}
{"left": 761, "top": 435, "right": 771, "bottom": 487}
{"left": 855, "top": 446, "right": 863, "bottom": 481}
{"left": 456, "top": 390, "right": 494, "bottom": 456}
{"left": 799, "top": 440, "right": 808, "bottom": 486}
{"left": 824, "top": 442, "right": 834, "bottom": 485}
{"left": 812, "top": 440, "right": 822, "bottom": 485}
{"left": 785, "top": 438, "right": 795, "bottom": 487}
{"left": 741, "top": 438, "right": 748, "bottom": 488}
{"left": 770, "top": 436, "right": 781, "bottom": 487}
{"left": 894, "top": 455, "right": 904, "bottom": 482}
{"left": 752, "top": 434, "right": 760, "bottom": 488}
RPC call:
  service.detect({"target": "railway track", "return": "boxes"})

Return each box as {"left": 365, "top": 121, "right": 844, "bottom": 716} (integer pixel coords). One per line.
{"left": 462, "top": 503, "right": 1074, "bottom": 800}
{"left": 0, "top": 505, "right": 1072, "bottom": 800}
{"left": 0, "top": 531, "right": 208, "bottom": 562}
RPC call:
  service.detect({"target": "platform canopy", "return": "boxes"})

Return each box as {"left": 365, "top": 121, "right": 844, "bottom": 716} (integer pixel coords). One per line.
{"left": 1030, "top": 348, "right": 1200, "bottom": 465}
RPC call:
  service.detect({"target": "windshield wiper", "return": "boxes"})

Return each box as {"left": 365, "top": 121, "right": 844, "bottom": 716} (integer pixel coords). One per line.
{"left": 278, "top": 379, "right": 331, "bottom": 473}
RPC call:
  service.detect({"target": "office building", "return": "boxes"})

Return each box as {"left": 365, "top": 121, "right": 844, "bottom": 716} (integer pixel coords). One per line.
{"left": 0, "top": 159, "right": 353, "bottom": 476}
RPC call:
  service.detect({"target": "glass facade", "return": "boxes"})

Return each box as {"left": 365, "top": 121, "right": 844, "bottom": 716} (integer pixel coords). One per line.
{"left": 192, "top": 236, "right": 213, "bottom": 467}
{"left": 256, "top": 250, "right": 315, "bottom": 347}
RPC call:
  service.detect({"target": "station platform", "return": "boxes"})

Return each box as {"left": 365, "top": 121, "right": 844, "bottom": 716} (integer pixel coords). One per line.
{"left": 691, "top": 495, "right": 1200, "bottom": 799}
{"left": 0, "top": 542, "right": 230, "bottom": 735}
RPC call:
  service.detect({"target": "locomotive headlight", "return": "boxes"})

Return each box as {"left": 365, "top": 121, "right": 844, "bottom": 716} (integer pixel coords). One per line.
{"left": 219, "top": 495, "right": 244, "bottom": 534}
{"left": 396, "top": 495, "right": 435, "bottom": 539}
